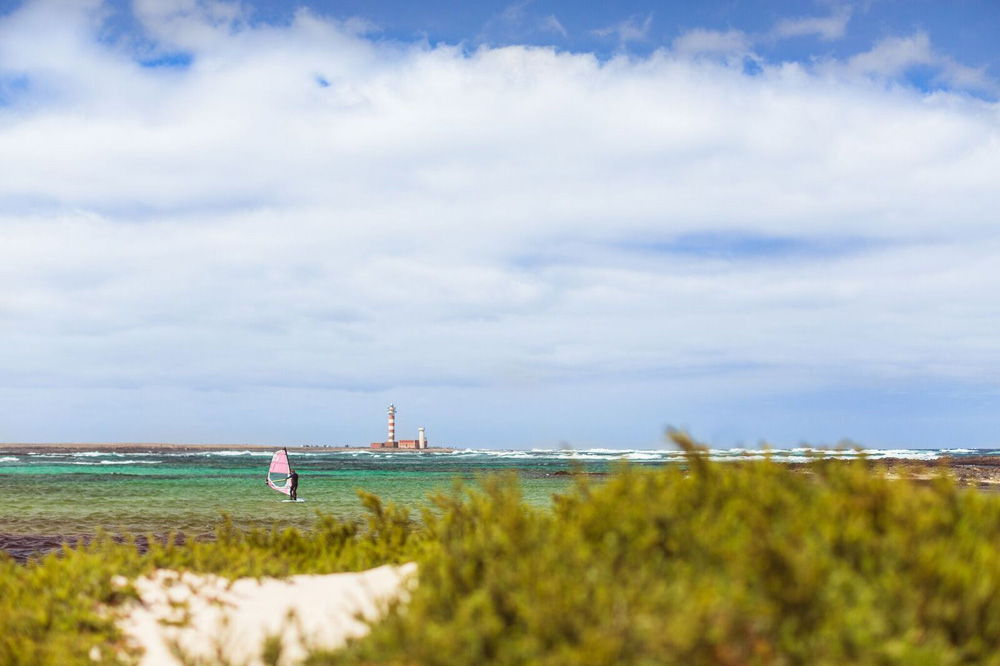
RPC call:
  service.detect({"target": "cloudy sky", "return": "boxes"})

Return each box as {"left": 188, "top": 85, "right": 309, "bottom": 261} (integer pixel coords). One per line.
{"left": 1, "top": 0, "right": 998, "bottom": 449}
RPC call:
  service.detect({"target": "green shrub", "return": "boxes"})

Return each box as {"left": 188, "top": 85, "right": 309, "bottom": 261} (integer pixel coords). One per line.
{"left": 140, "top": 492, "right": 421, "bottom": 579}
{"left": 316, "top": 437, "right": 1000, "bottom": 666}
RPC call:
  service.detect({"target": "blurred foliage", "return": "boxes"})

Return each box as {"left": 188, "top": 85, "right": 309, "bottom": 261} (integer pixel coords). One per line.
{"left": 8, "top": 435, "right": 1000, "bottom": 665}
{"left": 317, "top": 434, "right": 1000, "bottom": 666}
{"left": 141, "top": 490, "right": 421, "bottom": 579}
{"left": 0, "top": 538, "right": 137, "bottom": 665}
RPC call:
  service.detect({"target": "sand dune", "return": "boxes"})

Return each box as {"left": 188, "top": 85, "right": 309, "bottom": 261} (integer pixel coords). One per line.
{"left": 116, "top": 563, "right": 417, "bottom": 666}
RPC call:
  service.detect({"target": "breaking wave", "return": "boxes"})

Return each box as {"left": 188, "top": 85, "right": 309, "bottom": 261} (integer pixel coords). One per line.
{"left": 70, "top": 460, "right": 164, "bottom": 466}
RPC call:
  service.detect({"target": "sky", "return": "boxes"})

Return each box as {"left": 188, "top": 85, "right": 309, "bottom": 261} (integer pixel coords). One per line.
{"left": 0, "top": 0, "right": 999, "bottom": 449}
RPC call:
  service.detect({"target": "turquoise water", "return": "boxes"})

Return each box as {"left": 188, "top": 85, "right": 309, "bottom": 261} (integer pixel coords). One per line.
{"left": 0, "top": 446, "right": 992, "bottom": 559}
{"left": 0, "top": 449, "right": 595, "bottom": 557}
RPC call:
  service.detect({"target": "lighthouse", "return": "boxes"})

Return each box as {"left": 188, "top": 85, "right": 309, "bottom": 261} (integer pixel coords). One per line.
{"left": 387, "top": 403, "right": 396, "bottom": 446}
{"left": 370, "top": 404, "right": 428, "bottom": 449}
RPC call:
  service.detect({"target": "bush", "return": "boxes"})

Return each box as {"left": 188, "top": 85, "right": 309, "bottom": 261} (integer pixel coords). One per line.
{"left": 317, "top": 437, "right": 1000, "bottom": 666}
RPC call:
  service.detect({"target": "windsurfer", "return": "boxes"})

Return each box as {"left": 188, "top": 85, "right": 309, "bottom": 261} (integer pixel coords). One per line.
{"left": 289, "top": 468, "right": 299, "bottom": 501}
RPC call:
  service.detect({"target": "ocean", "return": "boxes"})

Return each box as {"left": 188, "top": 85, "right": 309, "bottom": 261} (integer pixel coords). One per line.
{"left": 0, "top": 446, "right": 990, "bottom": 561}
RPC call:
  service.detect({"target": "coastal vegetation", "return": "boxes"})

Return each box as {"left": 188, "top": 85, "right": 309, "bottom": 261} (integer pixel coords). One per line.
{"left": 6, "top": 434, "right": 1000, "bottom": 665}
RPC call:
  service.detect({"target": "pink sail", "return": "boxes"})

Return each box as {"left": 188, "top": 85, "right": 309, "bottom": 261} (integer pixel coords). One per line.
{"left": 267, "top": 449, "right": 292, "bottom": 496}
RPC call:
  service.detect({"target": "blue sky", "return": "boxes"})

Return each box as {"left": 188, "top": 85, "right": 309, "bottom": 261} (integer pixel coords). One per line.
{"left": 4, "top": 0, "right": 996, "bottom": 93}
{"left": 79, "top": 0, "right": 1000, "bottom": 62}
{"left": 1, "top": 0, "right": 999, "bottom": 449}
{"left": 270, "top": 0, "right": 999, "bottom": 69}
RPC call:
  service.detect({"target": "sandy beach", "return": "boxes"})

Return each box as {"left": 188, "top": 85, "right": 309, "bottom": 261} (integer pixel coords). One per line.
{"left": 113, "top": 563, "right": 417, "bottom": 666}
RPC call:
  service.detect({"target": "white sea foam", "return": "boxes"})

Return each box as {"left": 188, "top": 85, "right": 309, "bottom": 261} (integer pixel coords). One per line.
{"left": 347, "top": 447, "right": 946, "bottom": 462}
{"left": 623, "top": 452, "right": 663, "bottom": 460}
{"left": 447, "top": 447, "right": 952, "bottom": 462}
{"left": 71, "top": 460, "right": 163, "bottom": 465}
{"left": 785, "top": 447, "right": 864, "bottom": 455}
{"left": 864, "top": 451, "right": 939, "bottom": 461}
{"left": 709, "top": 454, "right": 768, "bottom": 461}
{"left": 0, "top": 456, "right": 19, "bottom": 462}
{"left": 48, "top": 451, "right": 123, "bottom": 457}
{"left": 7, "top": 446, "right": 965, "bottom": 465}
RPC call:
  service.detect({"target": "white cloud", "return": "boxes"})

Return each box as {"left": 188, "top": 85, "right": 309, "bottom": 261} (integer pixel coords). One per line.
{"left": 771, "top": 4, "right": 852, "bottom": 41}
{"left": 540, "top": 15, "right": 567, "bottom": 38}
{"left": 481, "top": 1, "right": 567, "bottom": 42}
{"left": 593, "top": 13, "right": 653, "bottom": 47}
{"left": 132, "top": 0, "right": 250, "bottom": 50}
{"left": 847, "top": 32, "right": 938, "bottom": 76}
{"left": 841, "top": 32, "right": 995, "bottom": 93}
{"left": 1, "top": 1, "right": 1000, "bottom": 445}
{"left": 494, "top": 0, "right": 529, "bottom": 26}
{"left": 672, "top": 28, "right": 751, "bottom": 57}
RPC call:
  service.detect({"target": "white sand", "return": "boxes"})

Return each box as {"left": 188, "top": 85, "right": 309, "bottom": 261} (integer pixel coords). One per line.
{"left": 116, "top": 563, "right": 417, "bottom": 666}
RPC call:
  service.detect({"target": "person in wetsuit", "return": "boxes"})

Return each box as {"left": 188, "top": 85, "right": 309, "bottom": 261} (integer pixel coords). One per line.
{"left": 289, "top": 468, "right": 299, "bottom": 501}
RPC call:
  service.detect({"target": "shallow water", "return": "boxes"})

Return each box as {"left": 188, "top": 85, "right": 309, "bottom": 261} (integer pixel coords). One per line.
{"left": 0, "top": 446, "right": 992, "bottom": 560}
{"left": 0, "top": 449, "right": 587, "bottom": 559}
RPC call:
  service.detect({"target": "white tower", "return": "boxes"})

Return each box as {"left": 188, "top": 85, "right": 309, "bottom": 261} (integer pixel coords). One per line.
{"left": 387, "top": 404, "right": 396, "bottom": 446}
{"left": 418, "top": 427, "right": 426, "bottom": 449}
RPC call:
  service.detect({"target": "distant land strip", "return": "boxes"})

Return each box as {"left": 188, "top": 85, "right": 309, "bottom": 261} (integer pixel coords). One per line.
{"left": 0, "top": 443, "right": 454, "bottom": 454}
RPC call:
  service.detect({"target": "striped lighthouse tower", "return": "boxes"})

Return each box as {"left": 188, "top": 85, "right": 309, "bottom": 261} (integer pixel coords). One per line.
{"left": 387, "top": 404, "right": 396, "bottom": 447}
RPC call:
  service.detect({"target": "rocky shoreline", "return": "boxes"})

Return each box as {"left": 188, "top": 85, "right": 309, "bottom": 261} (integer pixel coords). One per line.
{"left": 780, "top": 456, "right": 1000, "bottom": 487}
